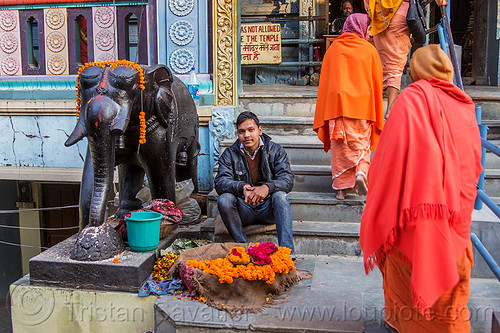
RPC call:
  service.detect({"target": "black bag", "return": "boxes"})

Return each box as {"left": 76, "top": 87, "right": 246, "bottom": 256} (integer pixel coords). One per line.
{"left": 407, "top": 0, "right": 427, "bottom": 45}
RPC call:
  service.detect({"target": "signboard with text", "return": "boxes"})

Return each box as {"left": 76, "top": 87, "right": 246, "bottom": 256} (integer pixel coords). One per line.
{"left": 241, "top": 23, "right": 282, "bottom": 65}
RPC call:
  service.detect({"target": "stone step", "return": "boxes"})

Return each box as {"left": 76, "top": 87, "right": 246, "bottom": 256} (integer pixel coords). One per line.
{"left": 201, "top": 218, "right": 361, "bottom": 256}
{"left": 214, "top": 158, "right": 500, "bottom": 195}
{"left": 223, "top": 122, "right": 500, "bottom": 167}
{"left": 239, "top": 85, "right": 317, "bottom": 119}
{"left": 484, "top": 121, "right": 500, "bottom": 141}
{"left": 239, "top": 84, "right": 500, "bottom": 120}
{"left": 484, "top": 170, "right": 500, "bottom": 197}
{"left": 258, "top": 116, "right": 315, "bottom": 136}
{"left": 220, "top": 134, "right": 331, "bottom": 166}
{"left": 208, "top": 190, "right": 365, "bottom": 223}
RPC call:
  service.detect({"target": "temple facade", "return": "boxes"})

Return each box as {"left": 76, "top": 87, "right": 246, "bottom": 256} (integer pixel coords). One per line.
{"left": 0, "top": 0, "right": 498, "bottom": 303}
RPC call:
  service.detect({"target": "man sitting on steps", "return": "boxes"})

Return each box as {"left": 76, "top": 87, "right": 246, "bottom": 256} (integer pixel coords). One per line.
{"left": 214, "top": 111, "right": 296, "bottom": 258}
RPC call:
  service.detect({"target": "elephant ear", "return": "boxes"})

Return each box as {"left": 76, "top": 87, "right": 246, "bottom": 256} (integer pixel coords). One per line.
{"left": 144, "top": 65, "right": 176, "bottom": 129}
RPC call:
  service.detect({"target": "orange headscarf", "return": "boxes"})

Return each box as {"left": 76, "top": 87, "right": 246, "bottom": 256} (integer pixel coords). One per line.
{"left": 360, "top": 78, "right": 482, "bottom": 316}
{"left": 314, "top": 32, "right": 384, "bottom": 151}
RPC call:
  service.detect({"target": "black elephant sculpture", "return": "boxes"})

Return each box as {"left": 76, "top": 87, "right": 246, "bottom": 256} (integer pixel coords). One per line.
{"left": 65, "top": 61, "right": 199, "bottom": 261}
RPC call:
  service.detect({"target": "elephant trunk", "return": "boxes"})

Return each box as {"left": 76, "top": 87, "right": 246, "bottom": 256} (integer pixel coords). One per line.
{"left": 88, "top": 135, "right": 115, "bottom": 226}
{"left": 86, "top": 95, "right": 121, "bottom": 226}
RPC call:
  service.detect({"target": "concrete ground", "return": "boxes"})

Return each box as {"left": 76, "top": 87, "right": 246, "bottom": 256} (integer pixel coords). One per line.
{"left": 156, "top": 254, "right": 500, "bottom": 333}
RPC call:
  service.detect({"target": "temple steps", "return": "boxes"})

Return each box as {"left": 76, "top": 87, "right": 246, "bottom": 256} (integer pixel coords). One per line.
{"left": 200, "top": 219, "right": 362, "bottom": 256}
{"left": 207, "top": 85, "right": 500, "bottom": 273}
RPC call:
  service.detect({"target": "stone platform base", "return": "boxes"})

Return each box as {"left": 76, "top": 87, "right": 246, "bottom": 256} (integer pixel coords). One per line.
{"left": 29, "top": 233, "right": 170, "bottom": 293}
{"left": 10, "top": 276, "right": 156, "bottom": 333}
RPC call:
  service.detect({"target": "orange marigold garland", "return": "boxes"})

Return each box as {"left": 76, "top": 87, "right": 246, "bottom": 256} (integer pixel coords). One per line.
{"left": 75, "top": 60, "right": 146, "bottom": 143}
{"left": 139, "top": 111, "right": 146, "bottom": 144}
{"left": 186, "top": 244, "right": 295, "bottom": 285}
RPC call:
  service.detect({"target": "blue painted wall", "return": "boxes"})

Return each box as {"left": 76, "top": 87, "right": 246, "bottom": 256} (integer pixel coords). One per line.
{"left": 0, "top": 114, "right": 212, "bottom": 191}
{"left": 0, "top": 116, "right": 85, "bottom": 168}
{"left": 197, "top": 126, "right": 212, "bottom": 191}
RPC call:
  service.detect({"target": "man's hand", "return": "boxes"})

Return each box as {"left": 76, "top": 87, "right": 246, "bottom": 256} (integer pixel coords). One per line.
{"left": 435, "top": 0, "right": 447, "bottom": 6}
{"left": 244, "top": 184, "right": 269, "bottom": 206}
{"left": 243, "top": 184, "right": 254, "bottom": 203}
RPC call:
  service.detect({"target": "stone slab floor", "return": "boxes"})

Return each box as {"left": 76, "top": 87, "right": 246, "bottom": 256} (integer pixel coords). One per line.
{"left": 156, "top": 254, "right": 500, "bottom": 333}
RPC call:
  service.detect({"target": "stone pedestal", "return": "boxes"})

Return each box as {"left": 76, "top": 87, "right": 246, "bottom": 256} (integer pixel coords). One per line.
{"left": 29, "top": 234, "right": 169, "bottom": 293}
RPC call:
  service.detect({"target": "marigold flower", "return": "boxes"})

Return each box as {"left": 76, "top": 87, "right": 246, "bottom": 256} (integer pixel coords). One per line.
{"left": 186, "top": 244, "right": 294, "bottom": 285}
{"left": 153, "top": 251, "right": 179, "bottom": 282}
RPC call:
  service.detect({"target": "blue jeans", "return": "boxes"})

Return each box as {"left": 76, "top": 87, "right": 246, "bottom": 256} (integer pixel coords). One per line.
{"left": 217, "top": 191, "right": 295, "bottom": 254}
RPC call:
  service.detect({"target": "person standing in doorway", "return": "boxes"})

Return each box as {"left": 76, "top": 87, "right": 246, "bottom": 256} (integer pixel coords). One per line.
{"left": 331, "top": 0, "right": 354, "bottom": 34}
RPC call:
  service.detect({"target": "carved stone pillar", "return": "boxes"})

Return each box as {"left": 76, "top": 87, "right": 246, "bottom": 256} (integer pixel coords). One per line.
{"left": 208, "top": 107, "right": 235, "bottom": 172}
{"left": 213, "top": 0, "right": 238, "bottom": 106}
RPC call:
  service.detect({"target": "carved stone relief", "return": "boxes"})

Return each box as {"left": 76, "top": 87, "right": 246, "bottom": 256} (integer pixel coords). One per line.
{"left": 46, "top": 31, "right": 66, "bottom": 53}
{"left": 1, "top": 56, "right": 19, "bottom": 75}
{"left": 47, "top": 54, "right": 66, "bottom": 75}
{"left": 0, "top": 33, "right": 18, "bottom": 54}
{"left": 95, "top": 7, "right": 114, "bottom": 29}
{"left": 92, "top": 6, "right": 117, "bottom": 63}
{"left": 209, "top": 107, "right": 235, "bottom": 168}
{"left": 169, "top": 48, "right": 195, "bottom": 74}
{"left": 45, "top": 9, "right": 65, "bottom": 30}
{"left": 44, "top": 8, "right": 69, "bottom": 75}
{"left": 0, "top": 11, "right": 16, "bottom": 31}
{"left": 168, "top": 0, "right": 195, "bottom": 16}
{"left": 169, "top": 19, "right": 194, "bottom": 46}
{"left": 0, "top": 10, "right": 21, "bottom": 75}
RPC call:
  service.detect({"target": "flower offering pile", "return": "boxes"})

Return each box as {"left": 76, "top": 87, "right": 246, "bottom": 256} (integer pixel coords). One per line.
{"left": 139, "top": 251, "right": 182, "bottom": 297}
{"left": 186, "top": 242, "right": 294, "bottom": 284}
{"left": 152, "top": 251, "right": 179, "bottom": 282}
{"left": 168, "top": 242, "right": 299, "bottom": 314}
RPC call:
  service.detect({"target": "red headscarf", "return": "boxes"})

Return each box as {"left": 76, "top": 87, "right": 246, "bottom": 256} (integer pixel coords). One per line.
{"left": 342, "top": 13, "right": 369, "bottom": 38}
{"left": 360, "top": 78, "right": 482, "bottom": 316}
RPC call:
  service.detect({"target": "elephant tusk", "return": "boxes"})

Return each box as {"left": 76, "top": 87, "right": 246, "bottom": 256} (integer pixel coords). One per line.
{"left": 65, "top": 122, "right": 87, "bottom": 147}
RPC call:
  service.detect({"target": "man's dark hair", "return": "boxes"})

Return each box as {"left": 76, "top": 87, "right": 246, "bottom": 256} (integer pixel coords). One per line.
{"left": 341, "top": 0, "right": 352, "bottom": 10}
{"left": 236, "top": 111, "right": 260, "bottom": 128}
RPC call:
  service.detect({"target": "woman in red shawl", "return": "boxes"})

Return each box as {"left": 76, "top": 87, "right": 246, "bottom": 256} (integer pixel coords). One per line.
{"left": 314, "top": 13, "right": 384, "bottom": 200}
{"left": 360, "top": 44, "right": 482, "bottom": 332}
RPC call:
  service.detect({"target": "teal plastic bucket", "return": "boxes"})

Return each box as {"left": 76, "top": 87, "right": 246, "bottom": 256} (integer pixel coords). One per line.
{"left": 125, "top": 212, "right": 162, "bottom": 252}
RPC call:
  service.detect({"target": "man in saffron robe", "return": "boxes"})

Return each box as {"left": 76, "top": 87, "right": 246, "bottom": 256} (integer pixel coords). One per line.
{"left": 360, "top": 44, "right": 482, "bottom": 332}
{"left": 314, "top": 13, "right": 384, "bottom": 200}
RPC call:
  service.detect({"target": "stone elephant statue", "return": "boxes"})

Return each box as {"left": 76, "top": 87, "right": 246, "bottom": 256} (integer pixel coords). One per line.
{"left": 65, "top": 62, "right": 199, "bottom": 261}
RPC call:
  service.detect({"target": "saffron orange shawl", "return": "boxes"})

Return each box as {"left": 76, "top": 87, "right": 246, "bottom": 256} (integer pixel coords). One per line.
{"left": 314, "top": 33, "right": 384, "bottom": 152}
{"left": 360, "top": 78, "right": 482, "bottom": 316}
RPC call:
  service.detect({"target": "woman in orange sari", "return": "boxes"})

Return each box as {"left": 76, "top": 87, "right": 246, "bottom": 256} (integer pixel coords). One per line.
{"left": 314, "top": 13, "right": 384, "bottom": 200}
{"left": 360, "top": 44, "right": 482, "bottom": 332}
